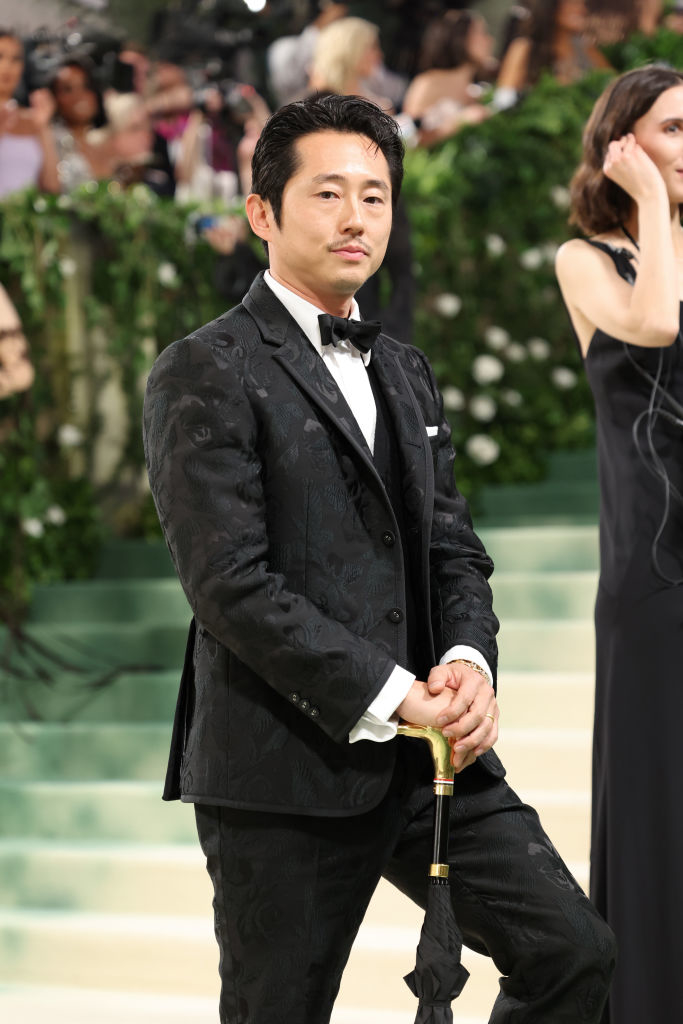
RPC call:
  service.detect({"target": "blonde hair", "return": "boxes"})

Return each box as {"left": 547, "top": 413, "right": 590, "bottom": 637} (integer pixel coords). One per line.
{"left": 310, "top": 17, "right": 379, "bottom": 95}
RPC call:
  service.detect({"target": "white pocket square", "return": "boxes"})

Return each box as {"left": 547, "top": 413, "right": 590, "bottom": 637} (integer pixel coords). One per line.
{"left": 426, "top": 425, "right": 439, "bottom": 437}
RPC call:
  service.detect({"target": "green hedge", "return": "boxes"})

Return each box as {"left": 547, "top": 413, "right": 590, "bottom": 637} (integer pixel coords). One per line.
{"left": 0, "top": 48, "right": 665, "bottom": 618}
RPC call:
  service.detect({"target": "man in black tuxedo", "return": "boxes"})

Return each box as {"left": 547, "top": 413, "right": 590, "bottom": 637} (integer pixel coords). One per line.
{"left": 143, "top": 94, "right": 614, "bottom": 1024}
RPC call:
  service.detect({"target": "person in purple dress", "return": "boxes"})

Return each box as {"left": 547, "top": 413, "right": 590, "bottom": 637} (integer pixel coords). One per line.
{"left": 0, "top": 29, "right": 58, "bottom": 198}
{"left": 556, "top": 64, "right": 683, "bottom": 1024}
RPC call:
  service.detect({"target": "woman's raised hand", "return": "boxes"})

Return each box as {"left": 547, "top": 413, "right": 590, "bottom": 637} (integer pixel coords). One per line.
{"left": 602, "top": 132, "right": 666, "bottom": 204}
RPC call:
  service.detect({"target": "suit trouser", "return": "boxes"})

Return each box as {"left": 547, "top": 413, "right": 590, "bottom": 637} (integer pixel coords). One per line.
{"left": 194, "top": 739, "right": 616, "bottom": 1024}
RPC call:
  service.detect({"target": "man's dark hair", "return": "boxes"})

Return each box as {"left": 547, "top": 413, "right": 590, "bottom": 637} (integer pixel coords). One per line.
{"left": 250, "top": 92, "right": 404, "bottom": 225}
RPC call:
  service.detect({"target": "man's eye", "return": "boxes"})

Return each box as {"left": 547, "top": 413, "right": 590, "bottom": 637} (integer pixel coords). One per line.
{"left": 318, "top": 191, "right": 337, "bottom": 199}
{"left": 365, "top": 195, "right": 384, "bottom": 204}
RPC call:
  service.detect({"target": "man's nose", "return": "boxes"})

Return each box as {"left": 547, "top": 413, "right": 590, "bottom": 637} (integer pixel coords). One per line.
{"left": 338, "top": 195, "right": 365, "bottom": 233}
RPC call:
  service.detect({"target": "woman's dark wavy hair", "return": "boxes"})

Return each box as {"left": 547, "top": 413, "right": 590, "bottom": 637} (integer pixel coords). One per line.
{"left": 250, "top": 92, "right": 404, "bottom": 225}
{"left": 525, "top": 0, "right": 563, "bottom": 87}
{"left": 569, "top": 65, "right": 683, "bottom": 235}
{"left": 418, "top": 10, "right": 478, "bottom": 73}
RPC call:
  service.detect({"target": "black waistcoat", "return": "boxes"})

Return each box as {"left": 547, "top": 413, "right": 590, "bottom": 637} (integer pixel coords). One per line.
{"left": 367, "top": 363, "right": 420, "bottom": 674}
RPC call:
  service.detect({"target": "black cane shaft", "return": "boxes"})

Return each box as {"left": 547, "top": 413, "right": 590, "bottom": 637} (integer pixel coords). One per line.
{"left": 432, "top": 793, "right": 450, "bottom": 867}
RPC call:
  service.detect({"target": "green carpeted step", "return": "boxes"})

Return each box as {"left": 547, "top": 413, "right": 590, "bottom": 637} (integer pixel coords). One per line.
{"left": 0, "top": 670, "right": 179, "bottom": 724}
{"left": 476, "top": 480, "right": 600, "bottom": 527}
{"left": 2, "top": 622, "right": 188, "bottom": 670}
{"left": 0, "top": 782, "right": 194, "bottom": 842}
{"left": 0, "top": 723, "right": 170, "bottom": 781}
{"left": 491, "top": 572, "right": 597, "bottom": 619}
{"left": 476, "top": 449, "right": 599, "bottom": 527}
{"left": 96, "top": 540, "right": 176, "bottom": 580}
{"left": 545, "top": 449, "right": 598, "bottom": 482}
{"left": 497, "top": 619, "right": 594, "bottom": 672}
{"left": 28, "top": 581, "right": 190, "bottom": 625}
{"left": 480, "top": 524, "right": 598, "bottom": 572}
{"left": 0, "top": 840, "right": 209, "bottom": 915}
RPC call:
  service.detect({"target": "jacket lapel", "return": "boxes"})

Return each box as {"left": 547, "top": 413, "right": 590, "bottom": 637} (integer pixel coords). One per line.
{"left": 243, "top": 274, "right": 378, "bottom": 476}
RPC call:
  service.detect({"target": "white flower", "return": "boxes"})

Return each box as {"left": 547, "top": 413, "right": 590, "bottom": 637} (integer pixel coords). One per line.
{"left": 442, "top": 386, "right": 465, "bottom": 411}
{"left": 551, "top": 366, "right": 578, "bottom": 389}
{"left": 550, "top": 185, "right": 570, "bottom": 209}
{"left": 433, "top": 293, "right": 462, "bottom": 318}
{"left": 58, "top": 423, "right": 84, "bottom": 447}
{"left": 484, "top": 325, "right": 510, "bottom": 351}
{"left": 33, "top": 197, "right": 48, "bottom": 213}
{"left": 157, "top": 262, "right": 179, "bottom": 287}
{"left": 502, "top": 389, "right": 523, "bottom": 407}
{"left": 57, "top": 194, "right": 73, "bottom": 209}
{"left": 470, "top": 395, "right": 497, "bottom": 422}
{"left": 485, "top": 234, "right": 506, "bottom": 257}
{"left": 465, "top": 433, "right": 500, "bottom": 466}
{"left": 520, "top": 247, "right": 543, "bottom": 270}
{"left": 22, "top": 517, "right": 45, "bottom": 538}
{"left": 58, "top": 257, "right": 77, "bottom": 278}
{"left": 131, "top": 183, "right": 154, "bottom": 205}
{"left": 472, "top": 354, "right": 504, "bottom": 385}
{"left": 504, "top": 343, "right": 527, "bottom": 363}
{"left": 45, "top": 505, "right": 66, "bottom": 526}
{"left": 527, "top": 337, "right": 551, "bottom": 360}
{"left": 543, "top": 242, "right": 559, "bottom": 263}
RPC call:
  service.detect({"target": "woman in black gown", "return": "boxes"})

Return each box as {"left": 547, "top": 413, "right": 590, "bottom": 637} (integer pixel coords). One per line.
{"left": 555, "top": 65, "right": 683, "bottom": 1024}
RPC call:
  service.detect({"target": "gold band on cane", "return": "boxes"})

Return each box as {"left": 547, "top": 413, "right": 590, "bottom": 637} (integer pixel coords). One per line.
{"left": 434, "top": 781, "right": 454, "bottom": 797}
{"left": 429, "top": 864, "right": 450, "bottom": 879}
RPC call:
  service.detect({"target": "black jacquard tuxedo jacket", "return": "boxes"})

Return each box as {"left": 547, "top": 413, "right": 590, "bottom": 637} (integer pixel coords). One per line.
{"left": 143, "top": 272, "right": 504, "bottom": 817}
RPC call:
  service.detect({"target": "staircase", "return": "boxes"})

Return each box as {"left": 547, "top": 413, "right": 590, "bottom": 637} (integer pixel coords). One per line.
{"left": 0, "top": 454, "right": 600, "bottom": 1024}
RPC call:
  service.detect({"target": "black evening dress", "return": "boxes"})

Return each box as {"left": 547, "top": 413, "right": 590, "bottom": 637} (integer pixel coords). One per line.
{"left": 582, "top": 240, "right": 683, "bottom": 1024}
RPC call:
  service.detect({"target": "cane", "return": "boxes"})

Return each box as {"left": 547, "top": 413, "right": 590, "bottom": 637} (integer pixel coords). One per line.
{"left": 397, "top": 722, "right": 469, "bottom": 1023}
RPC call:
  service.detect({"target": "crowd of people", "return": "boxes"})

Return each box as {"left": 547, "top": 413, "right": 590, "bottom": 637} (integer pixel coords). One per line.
{"left": 0, "top": 0, "right": 678, "bottom": 211}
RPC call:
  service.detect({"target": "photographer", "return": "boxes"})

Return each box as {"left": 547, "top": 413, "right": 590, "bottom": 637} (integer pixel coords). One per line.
{"left": 145, "top": 59, "right": 269, "bottom": 200}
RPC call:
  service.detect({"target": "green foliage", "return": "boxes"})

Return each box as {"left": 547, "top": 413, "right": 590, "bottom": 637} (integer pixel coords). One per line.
{"left": 601, "top": 29, "right": 683, "bottom": 72}
{"left": 0, "top": 183, "right": 227, "bottom": 621}
{"left": 402, "top": 71, "right": 610, "bottom": 498}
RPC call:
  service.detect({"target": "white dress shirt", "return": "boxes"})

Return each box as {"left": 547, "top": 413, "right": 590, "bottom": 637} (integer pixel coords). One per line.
{"left": 263, "top": 271, "right": 492, "bottom": 742}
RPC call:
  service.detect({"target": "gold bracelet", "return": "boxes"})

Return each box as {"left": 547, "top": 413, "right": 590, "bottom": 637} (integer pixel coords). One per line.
{"left": 448, "top": 658, "right": 492, "bottom": 684}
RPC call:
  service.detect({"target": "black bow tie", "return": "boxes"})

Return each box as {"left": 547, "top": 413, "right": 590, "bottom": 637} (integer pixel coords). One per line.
{"left": 318, "top": 313, "right": 382, "bottom": 354}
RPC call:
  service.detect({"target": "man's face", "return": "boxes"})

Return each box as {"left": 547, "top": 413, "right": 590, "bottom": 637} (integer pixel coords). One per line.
{"left": 249, "top": 130, "right": 394, "bottom": 314}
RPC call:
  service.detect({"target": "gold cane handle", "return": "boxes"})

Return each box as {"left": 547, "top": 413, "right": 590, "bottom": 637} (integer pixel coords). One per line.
{"left": 397, "top": 722, "right": 454, "bottom": 794}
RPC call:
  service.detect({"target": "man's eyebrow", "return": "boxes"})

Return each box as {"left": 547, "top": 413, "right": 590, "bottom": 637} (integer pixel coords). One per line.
{"left": 310, "top": 172, "right": 390, "bottom": 193}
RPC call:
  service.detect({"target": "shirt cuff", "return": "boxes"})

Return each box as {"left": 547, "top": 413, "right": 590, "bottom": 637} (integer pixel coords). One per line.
{"left": 348, "top": 665, "right": 415, "bottom": 744}
{"left": 440, "top": 644, "right": 493, "bottom": 685}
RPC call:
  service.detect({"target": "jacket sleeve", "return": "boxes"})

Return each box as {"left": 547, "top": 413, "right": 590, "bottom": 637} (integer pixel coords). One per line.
{"left": 416, "top": 350, "right": 500, "bottom": 687}
{"left": 143, "top": 332, "right": 397, "bottom": 743}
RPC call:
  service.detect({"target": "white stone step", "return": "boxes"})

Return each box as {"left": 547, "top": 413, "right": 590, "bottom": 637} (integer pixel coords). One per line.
{"left": 0, "top": 907, "right": 502, "bottom": 1018}
{"left": 0, "top": 984, "right": 489, "bottom": 1024}
{"left": 498, "top": 620, "right": 595, "bottom": 671}
{"left": 497, "top": 671, "right": 594, "bottom": 729}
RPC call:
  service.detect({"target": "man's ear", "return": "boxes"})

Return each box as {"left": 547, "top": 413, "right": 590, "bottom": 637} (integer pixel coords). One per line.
{"left": 246, "top": 193, "right": 275, "bottom": 243}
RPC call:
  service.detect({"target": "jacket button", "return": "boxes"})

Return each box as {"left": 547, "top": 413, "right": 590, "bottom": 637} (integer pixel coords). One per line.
{"left": 300, "top": 699, "right": 310, "bottom": 711}
{"left": 309, "top": 706, "right": 320, "bottom": 718}
{"left": 387, "top": 608, "right": 403, "bottom": 624}
{"left": 382, "top": 530, "right": 396, "bottom": 547}
{"left": 289, "top": 692, "right": 300, "bottom": 704}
